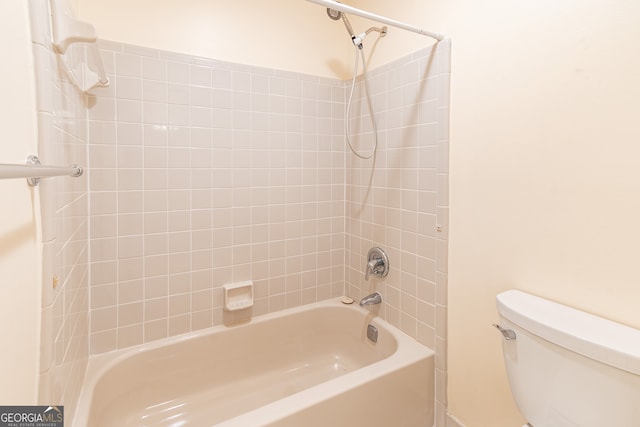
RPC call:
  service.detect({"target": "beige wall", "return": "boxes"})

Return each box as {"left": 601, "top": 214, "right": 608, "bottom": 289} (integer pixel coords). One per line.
{"left": 0, "top": 1, "right": 40, "bottom": 404}
{"left": 350, "top": 0, "right": 640, "bottom": 426}
{"left": 78, "top": 0, "right": 350, "bottom": 78}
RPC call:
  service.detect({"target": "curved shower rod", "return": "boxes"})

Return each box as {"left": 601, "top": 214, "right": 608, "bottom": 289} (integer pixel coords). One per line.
{"left": 305, "top": 0, "right": 445, "bottom": 41}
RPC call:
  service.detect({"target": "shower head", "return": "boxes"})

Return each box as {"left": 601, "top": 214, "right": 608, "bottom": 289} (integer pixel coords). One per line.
{"left": 325, "top": 6, "right": 386, "bottom": 49}
{"left": 326, "top": 8, "right": 341, "bottom": 20}
{"left": 326, "top": 7, "right": 356, "bottom": 39}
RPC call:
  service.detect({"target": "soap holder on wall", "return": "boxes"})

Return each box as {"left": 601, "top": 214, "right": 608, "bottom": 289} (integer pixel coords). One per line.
{"left": 223, "top": 281, "right": 254, "bottom": 311}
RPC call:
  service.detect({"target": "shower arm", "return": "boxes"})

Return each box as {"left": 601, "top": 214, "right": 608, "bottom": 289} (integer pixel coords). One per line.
{"left": 365, "top": 26, "right": 387, "bottom": 36}
{"left": 307, "top": 0, "right": 445, "bottom": 41}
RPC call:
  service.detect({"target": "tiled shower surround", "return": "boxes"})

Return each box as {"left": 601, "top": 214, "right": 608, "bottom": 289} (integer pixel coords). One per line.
{"left": 29, "top": 0, "right": 90, "bottom": 421}
{"left": 86, "top": 39, "right": 450, "bottom": 419}
{"left": 344, "top": 43, "right": 450, "bottom": 424}
{"left": 88, "top": 41, "right": 347, "bottom": 352}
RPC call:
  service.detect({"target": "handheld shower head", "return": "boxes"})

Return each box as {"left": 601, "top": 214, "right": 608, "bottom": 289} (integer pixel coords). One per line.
{"left": 326, "top": 8, "right": 341, "bottom": 20}
{"left": 326, "top": 7, "right": 356, "bottom": 39}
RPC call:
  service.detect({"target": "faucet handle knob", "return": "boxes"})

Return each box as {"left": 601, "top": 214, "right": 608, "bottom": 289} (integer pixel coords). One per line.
{"left": 365, "top": 247, "right": 390, "bottom": 280}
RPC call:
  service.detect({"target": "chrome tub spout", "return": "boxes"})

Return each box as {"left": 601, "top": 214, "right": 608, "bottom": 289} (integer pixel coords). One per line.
{"left": 359, "top": 291, "right": 382, "bottom": 307}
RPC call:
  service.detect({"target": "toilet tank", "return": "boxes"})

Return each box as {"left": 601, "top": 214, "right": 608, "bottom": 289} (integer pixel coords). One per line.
{"left": 495, "top": 290, "right": 640, "bottom": 427}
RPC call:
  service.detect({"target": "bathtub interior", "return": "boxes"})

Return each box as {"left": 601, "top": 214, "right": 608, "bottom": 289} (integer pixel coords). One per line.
{"left": 86, "top": 304, "right": 401, "bottom": 426}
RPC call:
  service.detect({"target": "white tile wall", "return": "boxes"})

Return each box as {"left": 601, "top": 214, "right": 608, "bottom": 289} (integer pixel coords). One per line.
{"left": 29, "top": 0, "right": 90, "bottom": 421}
{"left": 88, "top": 41, "right": 347, "bottom": 352}
{"left": 344, "top": 40, "right": 451, "bottom": 425}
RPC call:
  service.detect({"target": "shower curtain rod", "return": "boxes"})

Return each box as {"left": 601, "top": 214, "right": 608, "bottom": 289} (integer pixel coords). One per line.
{"left": 305, "top": 0, "right": 445, "bottom": 41}
{"left": 0, "top": 155, "right": 83, "bottom": 187}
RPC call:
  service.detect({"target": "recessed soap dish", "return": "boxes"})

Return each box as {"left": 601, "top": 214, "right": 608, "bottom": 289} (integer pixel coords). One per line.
{"left": 223, "top": 281, "right": 254, "bottom": 311}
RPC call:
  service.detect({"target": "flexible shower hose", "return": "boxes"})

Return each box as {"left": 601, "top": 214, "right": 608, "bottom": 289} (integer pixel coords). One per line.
{"left": 345, "top": 46, "right": 378, "bottom": 160}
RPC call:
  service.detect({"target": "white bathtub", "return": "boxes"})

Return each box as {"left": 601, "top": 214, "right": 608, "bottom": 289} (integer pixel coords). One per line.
{"left": 74, "top": 299, "right": 434, "bottom": 427}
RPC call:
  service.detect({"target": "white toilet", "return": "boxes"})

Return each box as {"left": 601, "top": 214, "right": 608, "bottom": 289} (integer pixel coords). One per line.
{"left": 494, "top": 290, "right": 640, "bottom": 427}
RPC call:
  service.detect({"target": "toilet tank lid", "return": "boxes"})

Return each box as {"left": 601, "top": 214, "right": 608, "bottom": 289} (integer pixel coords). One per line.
{"left": 496, "top": 290, "right": 640, "bottom": 376}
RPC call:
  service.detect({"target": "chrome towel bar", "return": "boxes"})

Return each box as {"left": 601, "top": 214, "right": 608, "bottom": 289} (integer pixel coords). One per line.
{"left": 0, "top": 155, "right": 83, "bottom": 186}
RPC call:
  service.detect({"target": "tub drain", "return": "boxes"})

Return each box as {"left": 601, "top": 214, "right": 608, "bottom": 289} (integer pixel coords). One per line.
{"left": 367, "top": 324, "right": 378, "bottom": 343}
